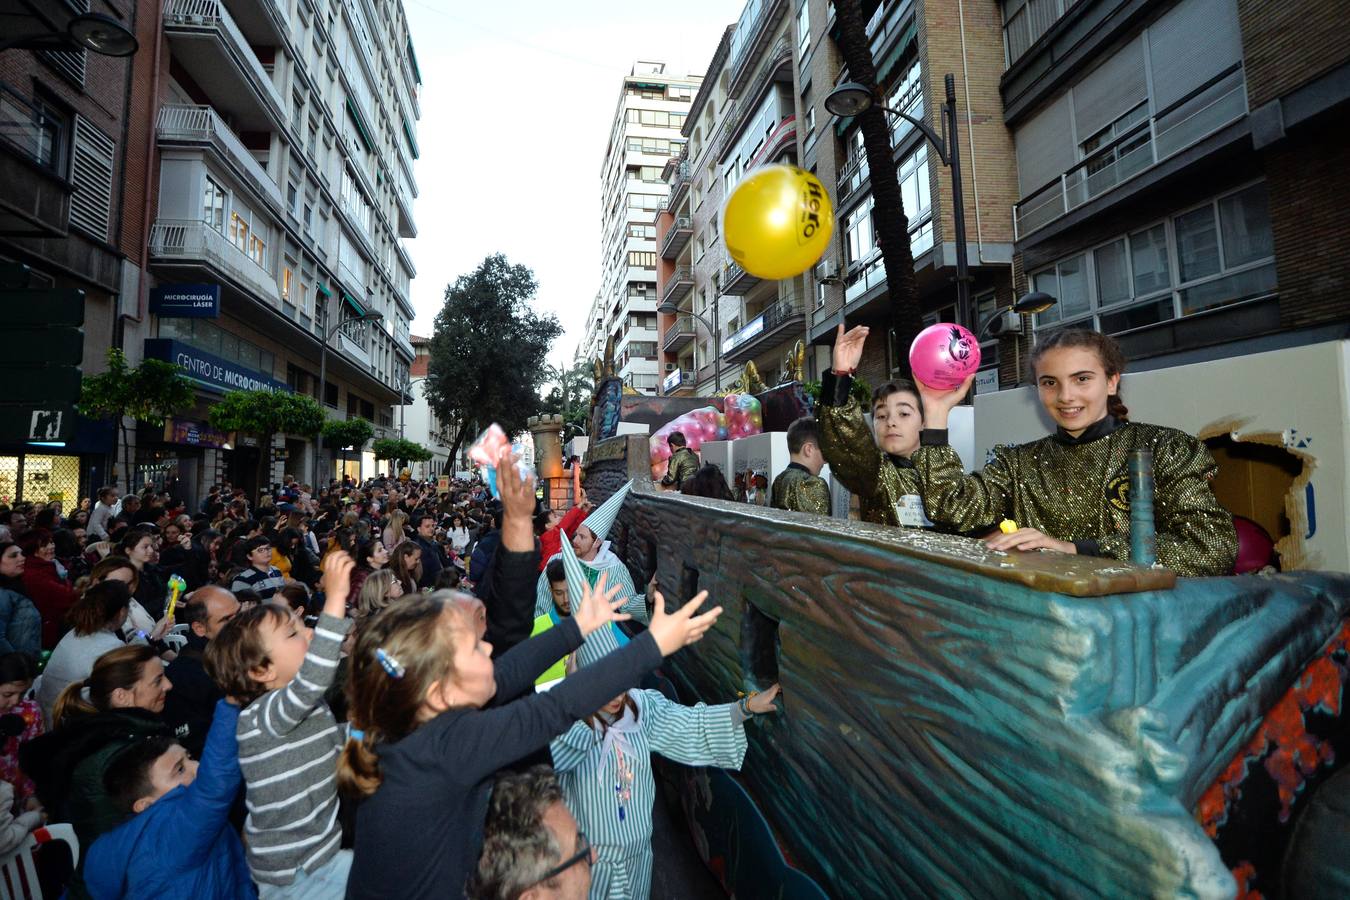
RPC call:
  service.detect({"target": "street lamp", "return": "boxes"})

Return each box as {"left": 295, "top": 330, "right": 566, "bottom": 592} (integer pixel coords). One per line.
{"left": 976, "top": 291, "right": 1058, "bottom": 340}
{"left": 0, "top": 13, "right": 138, "bottom": 56}
{"left": 658, "top": 299, "right": 722, "bottom": 392}
{"left": 824, "top": 74, "right": 973, "bottom": 332}
{"left": 312, "top": 310, "right": 383, "bottom": 488}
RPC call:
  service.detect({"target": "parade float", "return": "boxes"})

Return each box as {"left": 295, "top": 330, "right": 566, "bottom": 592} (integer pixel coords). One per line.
{"left": 567, "top": 341, "right": 1350, "bottom": 899}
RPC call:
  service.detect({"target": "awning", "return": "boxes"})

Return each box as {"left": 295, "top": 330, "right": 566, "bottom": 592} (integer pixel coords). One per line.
{"left": 402, "top": 118, "right": 419, "bottom": 160}
{"left": 315, "top": 282, "right": 332, "bottom": 297}
{"left": 342, "top": 293, "right": 367, "bottom": 316}
{"left": 346, "top": 99, "right": 376, "bottom": 153}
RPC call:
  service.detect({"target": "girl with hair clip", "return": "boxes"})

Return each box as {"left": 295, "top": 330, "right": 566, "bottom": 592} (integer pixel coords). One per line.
{"left": 911, "top": 328, "right": 1237, "bottom": 577}
{"left": 338, "top": 576, "right": 724, "bottom": 899}
{"left": 551, "top": 678, "right": 782, "bottom": 899}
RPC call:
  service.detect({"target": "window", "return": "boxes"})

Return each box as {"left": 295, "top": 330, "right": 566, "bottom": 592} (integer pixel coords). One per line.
{"left": 287, "top": 182, "right": 299, "bottom": 214}
{"left": 282, "top": 265, "right": 294, "bottom": 304}
{"left": 885, "top": 60, "right": 924, "bottom": 147}
{"left": 0, "top": 89, "right": 67, "bottom": 173}
{"left": 202, "top": 175, "right": 226, "bottom": 234}
{"left": 230, "top": 211, "right": 250, "bottom": 253}
{"left": 628, "top": 251, "right": 656, "bottom": 268}
{"left": 897, "top": 144, "right": 933, "bottom": 256}
{"left": 249, "top": 234, "right": 266, "bottom": 267}
{"left": 844, "top": 197, "right": 877, "bottom": 268}
{"left": 796, "top": 2, "right": 811, "bottom": 58}
{"left": 627, "top": 223, "right": 655, "bottom": 239}
{"left": 1033, "top": 182, "right": 1275, "bottom": 335}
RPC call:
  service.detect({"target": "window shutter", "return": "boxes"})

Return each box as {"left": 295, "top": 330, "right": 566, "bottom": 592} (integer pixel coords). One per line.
{"left": 1148, "top": 0, "right": 1243, "bottom": 111}
{"left": 39, "top": 0, "right": 89, "bottom": 86}
{"left": 1071, "top": 37, "right": 1147, "bottom": 140}
{"left": 69, "top": 116, "right": 115, "bottom": 241}
{"left": 1014, "top": 93, "right": 1073, "bottom": 197}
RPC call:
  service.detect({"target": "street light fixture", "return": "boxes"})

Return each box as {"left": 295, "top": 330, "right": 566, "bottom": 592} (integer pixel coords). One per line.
{"left": 312, "top": 310, "right": 383, "bottom": 488}
{"left": 824, "top": 76, "right": 974, "bottom": 332}
{"left": 976, "top": 291, "right": 1059, "bottom": 341}
{"left": 658, "top": 299, "right": 723, "bottom": 393}
{"left": 0, "top": 12, "right": 138, "bottom": 56}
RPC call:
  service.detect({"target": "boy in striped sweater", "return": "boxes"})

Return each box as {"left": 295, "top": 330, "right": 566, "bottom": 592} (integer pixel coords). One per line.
{"left": 206, "top": 549, "right": 356, "bottom": 898}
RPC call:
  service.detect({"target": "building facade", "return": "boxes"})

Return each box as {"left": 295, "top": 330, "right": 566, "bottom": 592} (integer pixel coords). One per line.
{"left": 588, "top": 61, "right": 698, "bottom": 395}
{"left": 396, "top": 333, "right": 453, "bottom": 479}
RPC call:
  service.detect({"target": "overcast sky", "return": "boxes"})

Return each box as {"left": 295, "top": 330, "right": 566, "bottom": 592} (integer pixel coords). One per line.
{"left": 402, "top": 0, "right": 744, "bottom": 366}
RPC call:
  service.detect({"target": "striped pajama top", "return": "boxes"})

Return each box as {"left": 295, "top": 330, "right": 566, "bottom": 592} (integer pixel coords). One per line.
{"left": 237, "top": 611, "right": 353, "bottom": 886}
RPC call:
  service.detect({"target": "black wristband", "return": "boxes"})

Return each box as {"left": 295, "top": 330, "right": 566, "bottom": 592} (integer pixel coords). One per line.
{"left": 820, "top": 369, "right": 854, "bottom": 407}
{"left": 1073, "top": 538, "right": 1103, "bottom": 557}
{"left": 919, "top": 428, "right": 949, "bottom": 447}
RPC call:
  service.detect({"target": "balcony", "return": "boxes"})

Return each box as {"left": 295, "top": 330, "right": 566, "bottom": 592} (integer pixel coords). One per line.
{"left": 338, "top": 329, "right": 371, "bottom": 367}
{"left": 395, "top": 186, "right": 417, "bottom": 239}
{"left": 837, "top": 155, "right": 869, "bottom": 207}
{"left": 163, "top": 0, "right": 285, "bottom": 131}
{"left": 728, "top": 0, "right": 790, "bottom": 96}
{"left": 721, "top": 260, "right": 762, "bottom": 295}
{"left": 662, "top": 368, "right": 694, "bottom": 394}
{"left": 747, "top": 115, "right": 797, "bottom": 170}
{"left": 665, "top": 162, "right": 691, "bottom": 212}
{"left": 661, "top": 266, "right": 694, "bottom": 304}
{"left": 660, "top": 217, "right": 692, "bottom": 259}
{"left": 721, "top": 297, "right": 805, "bottom": 363}
{"left": 156, "top": 105, "right": 281, "bottom": 209}
{"left": 662, "top": 315, "right": 697, "bottom": 352}
{"left": 1014, "top": 66, "right": 1247, "bottom": 239}
{"left": 148, "top": 218, "right": 279, "bottom": 305}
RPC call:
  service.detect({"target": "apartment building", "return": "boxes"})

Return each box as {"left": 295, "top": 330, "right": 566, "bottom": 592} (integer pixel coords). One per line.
{"left": 0, "top": 0, "right": 141, "bottom": 506}
{"left": 141, "top": 0, "right": 419, "bottom": 499}
{"left": 590, "top": 61, "right": 698, "bottom": 395}
{"left": 395, "top": 334, "right": 452, "bottom": 478}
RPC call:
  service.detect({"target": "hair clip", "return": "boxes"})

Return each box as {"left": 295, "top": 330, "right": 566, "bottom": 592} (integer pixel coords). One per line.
{"left": 375, "top": 648, "right": 405, "bottom": 679}
{"left": 348, "top": 728, "right": 365, "bottom": 742}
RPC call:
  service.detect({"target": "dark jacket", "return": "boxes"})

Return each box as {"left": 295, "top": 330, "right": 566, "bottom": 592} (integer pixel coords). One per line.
{"left": 414, "top": 534, "right": 445, "bottom": 589}
{"left": 162, "top": 633, "right": 224, "bottom": 758}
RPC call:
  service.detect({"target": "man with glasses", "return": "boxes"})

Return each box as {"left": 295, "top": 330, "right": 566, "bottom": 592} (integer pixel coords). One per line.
{"left": 470, "top": 767, "right": 593, "bottom": 900}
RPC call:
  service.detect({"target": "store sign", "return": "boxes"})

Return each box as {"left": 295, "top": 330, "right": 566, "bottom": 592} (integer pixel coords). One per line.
{"left": 974, "top": 368, "right": 1000, "bottom": 394}
{"left": 150, "top": 283, "right": 221, "bottom": 318}
{"left": 662, "top": 369, "right": 684, "bottom": 392}
{"left": 144, "top": 338, "right": 291, "bottom": 395}
{"left": 164, "top": 417, "right": 231, "bottom": 449}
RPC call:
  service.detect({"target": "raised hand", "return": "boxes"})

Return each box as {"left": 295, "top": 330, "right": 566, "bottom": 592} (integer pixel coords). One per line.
{"left": 832, "top": 324, "right": 870, "bottom": 374}
{"left": 571, "top": 572, "right": 630, "bottom": 636}
{"left": 912, "top": 372, "right": 976, "bottom": 430}
{"left": 647, "top": 590, "right": 723, "bottom": 656}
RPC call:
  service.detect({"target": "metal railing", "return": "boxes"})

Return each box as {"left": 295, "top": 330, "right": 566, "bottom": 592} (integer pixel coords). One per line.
{"left": 1014, "top": 66, "right": 1247, "bottom": 238}
{"left": 156, "top": 105, "right": 282, "bottom": 206}
{"left": 722, "top": 296, "right": 803, "bottom": 355}
{"left": 837, "top": 154, "right": 869, "bottom": 204}
{"left": 729, "top": 0, "right": 789, "bottom": 92}
{"left": 662, "top": 315, "right": 697, "bottom": 351}
{"left": 721, "top": 260, "right": 762, "bottom": 295}
{"left": 719, "top": 38, "right": 792, "bottom": 163}
{"left": 661, "top": 266, "right": 694, "bottom": 302}
{"left": 659, "top": 217, "right": 692, "bottom": 257}
{"left": 149, "top": 218, "right": 279, "bottom": 304}
{"left": 163, "top": 0, "right": 285, "bottom": 118}
{"left": 665, "top": 163, "right": 691, "bottom": 211}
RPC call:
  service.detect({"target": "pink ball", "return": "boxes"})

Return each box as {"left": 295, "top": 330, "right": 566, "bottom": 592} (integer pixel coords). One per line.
{"left": 909, "top": 324, "right": 981, "bottom": 390}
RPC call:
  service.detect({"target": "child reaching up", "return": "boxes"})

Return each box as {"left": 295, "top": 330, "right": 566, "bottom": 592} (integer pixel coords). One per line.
{"left": 205, "top": 549, "right": 357, "bottom": 898}
{"left": 339, "top": 576, "right": 724, "bottom": 900}
{"left": 82, "top": 698, "right": 250, "bottom": 899}
{"left": 551, "top": 683, "right": 781, "bottom": 899}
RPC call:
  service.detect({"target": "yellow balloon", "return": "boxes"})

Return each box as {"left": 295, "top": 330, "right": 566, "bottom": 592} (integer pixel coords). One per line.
{"left": 722, "top": 165, "right": 835, "bottom": 280}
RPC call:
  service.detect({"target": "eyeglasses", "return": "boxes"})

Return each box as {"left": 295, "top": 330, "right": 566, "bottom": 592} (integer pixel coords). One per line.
{"left": 526, "top": 830, "right": 593, "bottom": 888}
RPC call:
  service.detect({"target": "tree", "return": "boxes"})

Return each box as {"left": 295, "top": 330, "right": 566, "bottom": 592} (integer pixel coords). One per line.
{"left": 539, "top": 360, "right": 595, "bottom": 442}
{"left": 424, "top": 254, "right": 563, "bottom": 469}
{"left": 372, "top": 437, "right": 433, "bottom": 474}
{"left": 209, "top": 390, "right": 325, "bottom": 498}
{"left": 321, "top": 417, "right": 374, "bottom": 480}
{"left": 79, "top": 348, "right": 196, "bottom": 488}
{"left": 834, "top": 0, "right": 925, "bottom": 375}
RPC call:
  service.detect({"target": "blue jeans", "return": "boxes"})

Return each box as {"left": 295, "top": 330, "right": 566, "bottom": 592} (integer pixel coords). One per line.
{"left": 0, "top": 589, "right": 41, "bottom": 656}
{"left": 257, "top": 849, "right": 352, "bottom": 900}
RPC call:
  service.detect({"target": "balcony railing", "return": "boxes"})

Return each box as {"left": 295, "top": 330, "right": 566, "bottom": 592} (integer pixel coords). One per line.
{"left": 661, "top": 266, "right": 694, "bottom": 304}
{"left": 722, "top": 297, "right": 804, "bottom": 358}
{"left": 729, "top": 0, "right": 789, "bottom": 95}
{"left": 665, "top": 162, "right": 691, "bottom": 211}
{"left": 156, "top": 104, "right": 281, "bottom": 207}
{"left": 1014, "top": 66, "right": 1246, "bottom": 239}
{"left": 163, "top": 0, "right": 285, "bottom": 121}
{"left": 721, "top": 260, "right": 762, "bottom": 295}
{"left": 149, "top": 218, "right": 279, "bottom": 304}
{"left": 662, "top": 315, "right": 697, "bottom": 352}
{"left": 338, "top": 329, "right": 371, "bottom": 367}
{"left": 660, "top": 217, "right": 692, "bottom": 259}
{"left": 837, "top": 155, "right": 869, "bottom": 206}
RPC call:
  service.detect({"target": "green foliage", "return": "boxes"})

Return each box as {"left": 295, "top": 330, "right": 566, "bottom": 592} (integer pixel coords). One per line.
{"left": 321, "top": 416, "right": 374, "bottom": 451}
{"left": 372, "top": 437, "right": 433, "bottom": 462}
{"left": 424, "top": 254, "right": 563, "bottom": 465}
{"left": 79, "top": 348, "right": 195, "bottom": 424}
{"left": 801, "top": 376, "right": 872, "bottom": 407}
{"left": 208, "top": 390, "right": 325, "bottom": 439}
{"left": 540, "top": 360, "right": 595, "bottom": 441}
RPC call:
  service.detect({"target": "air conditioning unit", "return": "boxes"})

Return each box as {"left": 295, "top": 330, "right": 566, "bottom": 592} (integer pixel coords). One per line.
{"left": 815, "top": 260, "right": 841, "bottom": 284}
{"left": 665, "top": 362, "right": 676, "bottom": 372}
{"left": 986, "top": 310, "right": 1023, "bottom": 338}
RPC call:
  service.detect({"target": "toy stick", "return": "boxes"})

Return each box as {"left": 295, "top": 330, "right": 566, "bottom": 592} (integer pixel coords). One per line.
{"left": 166, "top": 575, "right": 187, "bottom": 620}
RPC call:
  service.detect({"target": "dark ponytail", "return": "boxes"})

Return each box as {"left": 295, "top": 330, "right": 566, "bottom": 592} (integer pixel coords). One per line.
{"left": 1031, "top": 329, "right": 1130, "bottom": 422}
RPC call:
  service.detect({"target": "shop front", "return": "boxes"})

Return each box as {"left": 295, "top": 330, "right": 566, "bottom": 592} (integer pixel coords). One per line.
{"left": 0, "top": 415, "right": 115, "bottom": 510}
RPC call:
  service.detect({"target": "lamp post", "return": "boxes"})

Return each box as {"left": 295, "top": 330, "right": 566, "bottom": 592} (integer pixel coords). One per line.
{"left": 825, "top": 74, "right": 973, "bottom": 332}
{"left": 0, "top": 12, "right": 138, "bottom": 56}
{"left": 657, "top": 300, "right": 722, "bottom": 393}
{"left": 312, "top": 309, "right": 383, "bottom": 489}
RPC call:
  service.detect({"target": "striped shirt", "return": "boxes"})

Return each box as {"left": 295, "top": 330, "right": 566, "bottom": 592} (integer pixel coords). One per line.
{"left": 237, "top": 612, "right": 352, "bottom": 886}
{"left": 231, "top": 565, "right": 286, "bottom": 600}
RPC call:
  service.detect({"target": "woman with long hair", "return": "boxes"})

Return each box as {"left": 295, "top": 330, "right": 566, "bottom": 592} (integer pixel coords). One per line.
{"left": 117, "top": 528, "right": 169, "bottom": 620}
{"left": 389, "top": 541, "right": 421, "bottom": 596}
{"left": 18, "top": 528, "right": 79, "bottom": 649}
{"left": 382, "top": 509, "right": 409, "bottom": 552}
{"left": 36, "top": 580, "right": 133, "bottom": 724}
{"left": 0, "top": 541, "right": 41, "bottom": 657}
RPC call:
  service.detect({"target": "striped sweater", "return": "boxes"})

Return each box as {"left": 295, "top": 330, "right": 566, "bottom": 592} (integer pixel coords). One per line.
{"left": 237, "top": 611, "right": 352, "bottom": 886}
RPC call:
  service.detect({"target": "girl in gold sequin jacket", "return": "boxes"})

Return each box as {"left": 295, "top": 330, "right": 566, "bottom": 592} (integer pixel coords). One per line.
{"left": 911, "top": 329, "right": 1237, "bottom": 578}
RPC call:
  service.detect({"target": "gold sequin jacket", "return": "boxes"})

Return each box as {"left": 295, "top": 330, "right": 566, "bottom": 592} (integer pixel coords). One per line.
{"left": 816, "top": 371, "right": 924, "bottom": 527}
{"left": 770, "top": 463, "right": 831, "bottom": 516}
{"left": 912, "top": 416, "right": 1237, "bottom": 577}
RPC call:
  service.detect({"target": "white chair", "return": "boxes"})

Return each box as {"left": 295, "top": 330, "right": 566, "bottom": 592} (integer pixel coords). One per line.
{"left": 0, "top": 823, "right": 79, "bottom": 900}
{"left": 169, "top": 623, "right": 191, "bottom": 636}
{"left": 162, "top": 633, "right": 188, "bottom": 652}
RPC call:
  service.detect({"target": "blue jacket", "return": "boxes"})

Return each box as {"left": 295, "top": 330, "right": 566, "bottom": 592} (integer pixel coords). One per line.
{"left": 83, "top": 700, "right": 256, "bottom": 900}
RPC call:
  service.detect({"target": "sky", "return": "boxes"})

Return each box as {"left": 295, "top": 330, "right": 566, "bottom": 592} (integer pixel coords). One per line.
{"left": 401, "top": 0, "right": 745, "bottom": 368}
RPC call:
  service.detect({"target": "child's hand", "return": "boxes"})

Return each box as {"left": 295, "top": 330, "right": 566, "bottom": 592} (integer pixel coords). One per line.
{"left": 320, "top": 550, "right": 355, "bottom": 617}
{"left": 832, "top": 323, "right": 869, "bottom": 373}
{"left": 496, "top": 447, "right": 536, "bottom": 520}
{"left": 648, "top": 590, "right": 722, "bottom": 656}
{"left": 572, "top": 572, "right": 630, "bottom": 636}
{"left": 747, "top": 683, "right": 781, "bottom": 714}
{"left": 149, "top": 615, "right": 173, "bottom": 641}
